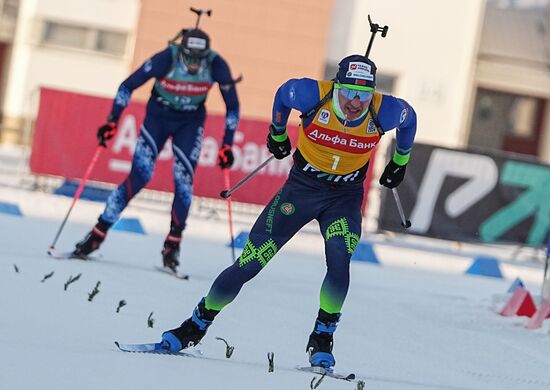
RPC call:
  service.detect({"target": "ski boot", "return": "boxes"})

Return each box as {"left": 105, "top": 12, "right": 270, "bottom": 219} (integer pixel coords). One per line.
{"left": 306, "top": 309, "right": 341, "bottom": 368}
{"left": 161, "top": 233, "right": 181, "bottom": 273}
{"left": 72, "top": 219, "right": 110, "bottom": 259}
{"left": 160, "top": 298, "right": 219, "bottom": 352}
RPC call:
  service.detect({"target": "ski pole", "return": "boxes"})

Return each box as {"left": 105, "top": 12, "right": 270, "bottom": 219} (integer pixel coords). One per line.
{"left": 220, "top": 156, "right": 275, "bottom": 199}
{"left": 543, "top": 231, "right": 550, "bottom": 297}
{"left": 391, "top": 188, "right": 411, "bottom": 228}
{"left": 47, "top": 146, "right": 104, "bottom": 254}
{"left": 223, "top": 169, "right": 236, "bottom": 263}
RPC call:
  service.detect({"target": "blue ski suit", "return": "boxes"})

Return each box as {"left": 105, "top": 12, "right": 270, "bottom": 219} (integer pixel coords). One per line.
{"left": 204, "top": 77, "right": 416, "bottom": 315}
{"left": 99, "top": 45, "right": 239, "bottom": 234}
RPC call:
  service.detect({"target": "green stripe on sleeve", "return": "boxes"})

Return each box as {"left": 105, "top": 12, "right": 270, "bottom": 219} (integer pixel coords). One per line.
{"left": 392, "top": 151, "right": 410, "bottom": 166}
{"left": 271, "top": 132, "right": 288, "bottom": 142}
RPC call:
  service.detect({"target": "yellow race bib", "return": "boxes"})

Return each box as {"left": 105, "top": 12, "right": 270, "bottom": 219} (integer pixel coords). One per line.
{"left": 298, "top": 81, "right": 383, "bottom": 174}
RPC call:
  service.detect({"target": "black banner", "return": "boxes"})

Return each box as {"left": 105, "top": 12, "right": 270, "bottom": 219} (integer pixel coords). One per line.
{"left": 378, "top": 142, "right": 550, "bottom": 247}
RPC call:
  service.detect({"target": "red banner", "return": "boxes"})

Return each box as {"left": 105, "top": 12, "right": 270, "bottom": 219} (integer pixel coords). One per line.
{"left": 30, "top": 87, "right": 376, "bottom": 208}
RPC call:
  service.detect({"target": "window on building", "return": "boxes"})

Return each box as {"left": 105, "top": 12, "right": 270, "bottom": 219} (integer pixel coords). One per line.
{"left": 468, "top": 88, "right": 545, "bottom": 156}
{"left": 509, "top": 97, "right": 538, "bottom": 138}
{"left": 2, "top": 0, "right": 19, "bottom": 18}
{"left": 96, "top": 30, "right": 127, "bottom": 55}
{"left": 41, "top": 21, "right": 128, "bottom": 57}
{"left": 43, "top": 23, "right": 88, "bottom": 49}
{"left": 375, "top": 74, "right": 395, "bottom": 94}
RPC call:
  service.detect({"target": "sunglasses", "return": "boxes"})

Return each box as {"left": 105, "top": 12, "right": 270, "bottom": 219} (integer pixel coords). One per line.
{"left": 339, "top": 88, "right": 373, "bottom": 102}
{"left": 335, "top": 84, "right": 374, "bottom": 102}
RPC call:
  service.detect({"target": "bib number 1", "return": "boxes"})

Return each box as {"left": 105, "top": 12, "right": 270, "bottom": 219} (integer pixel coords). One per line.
{"left": 331, "top": 155, "right": 340, "bottom": 170}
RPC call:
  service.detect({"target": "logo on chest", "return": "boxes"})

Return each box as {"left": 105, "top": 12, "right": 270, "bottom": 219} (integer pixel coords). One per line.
{"left": 317, "top": 109, "right": 331, "bottom": 125}
{"left": 367, "top": 119, "right": 377, "bottom": 134}
{"left": 159, "top": 79, "right": 212, "bottom": 95}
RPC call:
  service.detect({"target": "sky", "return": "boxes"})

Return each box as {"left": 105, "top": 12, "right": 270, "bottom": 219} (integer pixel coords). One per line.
{"left": 1, "top": 182, "right": 550, "bottom": 390}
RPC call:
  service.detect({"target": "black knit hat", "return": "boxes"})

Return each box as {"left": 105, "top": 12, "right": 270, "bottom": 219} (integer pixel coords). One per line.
{"left": 180, "top": 29, "right": 210, "bottom": 59}
{"left": 336, "top": 54, "right": 377, "bottom": 89}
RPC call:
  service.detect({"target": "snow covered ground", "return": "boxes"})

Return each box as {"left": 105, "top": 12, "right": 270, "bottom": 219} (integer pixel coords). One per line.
{"left": 1, "top": 181, "right": 550, "bottom": 390}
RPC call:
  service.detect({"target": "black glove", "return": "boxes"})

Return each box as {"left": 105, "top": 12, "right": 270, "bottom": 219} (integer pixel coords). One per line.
{"left": 379, "top": 160, "right": 407, "bottom": 188}
{"left": 97, "top": 121, "right": 117, "bottom": 147}
{"left": 267, "top": 125, "right": 291, "bottom": 159}
{"left": 217, "top": 145, "right": 234, "bottom": 169}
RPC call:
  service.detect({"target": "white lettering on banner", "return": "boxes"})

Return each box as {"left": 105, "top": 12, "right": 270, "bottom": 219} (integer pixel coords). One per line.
{"left": 234, "top": 131, "right": 245, "bottom": 143}
{"left": 238, "top": 142, "right": 292, "bottom": 175}
{"left": 241, "top": 143, "right": 261, "bottom": 172}
{"left": 107, "top": 124, "right": 291, "bottom": 177}
{"left": 409, "top": 149, "right": 498, "bottom": 233}
{"left": 159, "top": 140, "right": 173, "bottom": 160}
{"left": 109, "top": 159, "right": 132, "bottom": 173}
{"left": 112, "top": 116, "right": 138, "bottom": 155}
{"left": 199, "top": 137, "right": 218, "bottom": 167}
{"left": 198, "top": 136, "right": 291, "bottom": 176}
{"left": 109, "top": 115, "right": 172, "bottom": 173}
{"left": 231, "top": 146, "right": 242, "bottom": 168}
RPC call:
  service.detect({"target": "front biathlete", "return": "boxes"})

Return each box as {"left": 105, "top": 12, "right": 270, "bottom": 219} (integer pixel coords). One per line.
{"left": 71, "top": 28, "right": 239, "bottom": 274}
{"left": 154, "top": 53, "right": 417, "bottom": 370}
{"left": 111, "top": 52, "right": 416, "bottom": 375}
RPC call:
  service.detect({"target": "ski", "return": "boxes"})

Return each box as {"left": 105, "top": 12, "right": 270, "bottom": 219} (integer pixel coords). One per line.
{"left": 47, "top": 248, "right": 98, "bottom": 261}
{"left": 154, "top": 266, "right": 190, "bottom": 280}
{"left": 48, "top": 250, "right": 189, "bottom": 279}
{"left": 296, "top": 365, "right": 355, "bottom": 381}
{"left": 296, "top": 366, "right": 365, "bottom": 389}
{"left": 114, "top": 341, "right": 201, "bottom": 358}
{"left": 116, "top": 341, "right": 365, "bottom": 389}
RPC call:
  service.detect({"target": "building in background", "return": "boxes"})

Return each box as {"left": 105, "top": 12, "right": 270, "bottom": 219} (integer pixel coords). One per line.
{"left": 471, "top": 0, "right": 550, "bottom": 159}
{"left": 0, "top": 0, "right": 549, "bottom": 162}
{"left": 326, "top": 0, "right": 550, "bottom": 162}
{"left": 130, "top": 0, "right": 333, "bottom": 122}
{"left": 0, "top": 0, "right": 20, "bottom": 140}
{"left": 0, "top": 0, "right": 139, "bottom": 144}
{"left": 326, "top": 0, "right": 487, "bottom": 155}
